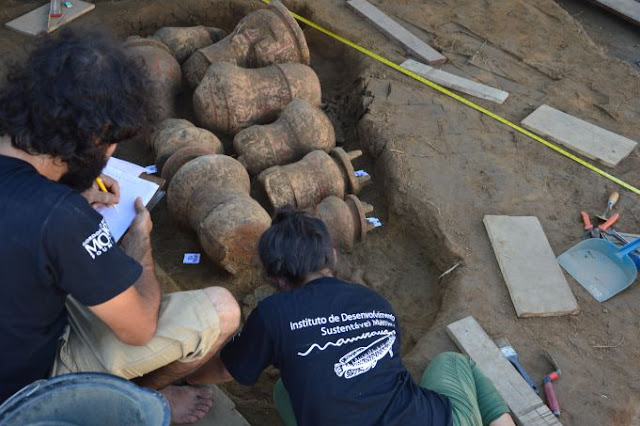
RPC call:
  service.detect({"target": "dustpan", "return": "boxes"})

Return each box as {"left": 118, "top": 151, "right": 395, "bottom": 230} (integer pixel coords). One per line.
{"left": 557, "top": 238, "right": 640, "bottom": 302}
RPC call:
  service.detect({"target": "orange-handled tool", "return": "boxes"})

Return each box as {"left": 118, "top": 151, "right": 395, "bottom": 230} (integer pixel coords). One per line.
{"left": 597, "top": 213, "right": 620, "bottom": 232}
{"left": 580, "top": 211, "right": 597, "bottom": 239}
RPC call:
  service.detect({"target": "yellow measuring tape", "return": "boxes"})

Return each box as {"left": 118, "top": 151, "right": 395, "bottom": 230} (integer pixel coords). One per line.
{"left": 259, "top": 0, "right": 640, "bottom": 195}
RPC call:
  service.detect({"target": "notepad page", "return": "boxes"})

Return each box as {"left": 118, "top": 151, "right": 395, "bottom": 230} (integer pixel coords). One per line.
{"left": 97, "top": 163, "right": 159, "bottom": 241}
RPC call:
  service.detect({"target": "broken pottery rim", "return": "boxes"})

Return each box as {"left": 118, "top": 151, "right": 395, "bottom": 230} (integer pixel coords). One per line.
{"left": 123, "top": 36, "right": 174, "bottom": 56}
{"left": 269, "top": 0, "right": 311, "bottom": 66}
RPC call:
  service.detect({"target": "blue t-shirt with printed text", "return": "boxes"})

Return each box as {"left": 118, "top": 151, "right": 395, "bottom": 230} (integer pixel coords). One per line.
{"left": 0, "top": 155, "right": 141, "bottom": 402}
{"left": 221, "top": 277, "right": 453, "bottom": 426}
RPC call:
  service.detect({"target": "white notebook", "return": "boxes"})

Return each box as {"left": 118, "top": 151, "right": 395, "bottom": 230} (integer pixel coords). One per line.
{"left": 97, "top": 158, "right": 160, "bottom": 241}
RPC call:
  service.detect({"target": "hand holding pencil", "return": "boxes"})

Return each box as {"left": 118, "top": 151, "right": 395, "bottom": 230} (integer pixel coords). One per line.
{"left": 82, "top": 174, "right": 121, "bottom": 210}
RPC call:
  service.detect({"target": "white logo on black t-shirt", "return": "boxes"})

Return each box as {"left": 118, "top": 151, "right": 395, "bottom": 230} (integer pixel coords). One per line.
{"left": 292, "top": 310, "right": 398, "bottom": 380}
{"left": 82, "top": 219, "right": 114, "bottom": 260}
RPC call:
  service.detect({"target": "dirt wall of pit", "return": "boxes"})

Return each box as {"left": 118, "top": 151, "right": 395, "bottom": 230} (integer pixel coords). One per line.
{"left": 1, "top": 0, "right": 640, "bottom": 425}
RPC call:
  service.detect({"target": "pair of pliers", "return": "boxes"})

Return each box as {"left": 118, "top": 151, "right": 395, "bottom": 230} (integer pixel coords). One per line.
{"left": 580, "top": 211, "right": 620, "bottom": 239}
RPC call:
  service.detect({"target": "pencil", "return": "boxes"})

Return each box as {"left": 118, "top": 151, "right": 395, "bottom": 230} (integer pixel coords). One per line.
{"left": 95, "top": 177, "right": 119, "bottom": 212}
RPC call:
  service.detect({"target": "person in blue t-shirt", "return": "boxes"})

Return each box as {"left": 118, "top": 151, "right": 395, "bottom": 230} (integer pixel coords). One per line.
{"left": 186, "top": 209, "right": 515, "bottom": 426}
{"left": 0, "top": 29, "right": 241, "bottom": 424}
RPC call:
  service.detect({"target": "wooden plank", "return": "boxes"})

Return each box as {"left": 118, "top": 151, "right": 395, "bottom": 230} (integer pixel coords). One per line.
{"left": 447, "top": 317, "right": 563, "bottom": 426}
{"left": 483, "top": 215, "right": 579, "bottom": 318}
{"left": 6, "top": 1, "right": 95, "bottom": 37}
{"left": 401, "top": 59, "right": 509, "bottom": 104}
{"left": 346, "top": 0, "right": 447, "bottom": 65}
{"left": 591, "top": 0, "right": 640, "bottom": 26}
{"left": 521, "top": 105, "right": 637, "bottom": 167}
{"left": 192, "top": 385, "right": 251, "bottom": 426}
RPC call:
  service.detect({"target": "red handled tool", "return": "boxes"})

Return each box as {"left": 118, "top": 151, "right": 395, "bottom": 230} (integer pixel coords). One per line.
{"left": 597, "top": 213, "right": 619, "bottom": 234}
{"left": 580, "top": 211, "right": 597, "bottom": 239}
{"left": 543, "top": 350, "right": 561, "bottom": 417}
{"left": 580, "top": 211, "right": 619, "bottom": 239}
{"left": 50, "top": 0, "right": 62, "bottom": 17}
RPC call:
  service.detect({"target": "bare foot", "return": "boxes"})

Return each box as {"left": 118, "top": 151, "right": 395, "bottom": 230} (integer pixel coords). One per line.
{"left": 159, "top": 385, "right": 214, "bottom": 424}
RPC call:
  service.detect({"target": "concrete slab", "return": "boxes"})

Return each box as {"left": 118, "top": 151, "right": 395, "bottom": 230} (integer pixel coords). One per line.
{"left": 346, "top": 0, "right": 447, "bottom": 65}
{"left": 6, "top": 1, "right": 95, "bottom": 37}
{"left": 447, "top": 317, "right": 562, "bottom": 426}
{"left": 521, "top": 104, "right": 637, "bottom": 167}
{"left": 591, "top": 0, "right": 640, "bottom": 26}
{"left": 187, "top": 386, "right": 251, "bottom": 426}
{"left": 483, "top": 215, "right": 579, "bottom": 317}
{"left": 401, "top": 59, "right": 509, "bottom": 104}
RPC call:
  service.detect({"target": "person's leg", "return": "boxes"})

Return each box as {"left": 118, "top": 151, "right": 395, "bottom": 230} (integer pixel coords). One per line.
{"left": 470, "top": 363, "right": 512, "bottom": 426}
{"left": 53, "top": 287, "right": 240, "bottom": 424}
{"left": 421, "top": 352, "right": 483, "bottom": 426}
{"left": 421, "top": 352, "right": 511, "bottom": 426}
{"left": 134, "top": 287, "right": 241, "bottom": 389}
{"left": 136, "top": 287, "right": 241, "bottom": 424}
{"left": 273, "top": 378, "right": 298, "bottom": 426}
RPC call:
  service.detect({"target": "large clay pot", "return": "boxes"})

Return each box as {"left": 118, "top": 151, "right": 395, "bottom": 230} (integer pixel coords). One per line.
{"left": 148, "top": 118, "right": 192, "bottom": 149}
{"left": 234, "top": 99, "right": 335, "bottom": 175}
{"left": 154, "top": 26, "right": 227, "bottom": 63}
{"left": 123, "top": 37, "right": 181, "bottom": 120}
{"left": 167, "top": 155, "right": 270, "bottom": 274}
{"left": 183, "top": 0, "right": 310, "bottom": 88}
{"left": 161, "top": 146, "right": 218, "bottom": 184}
{"left": 151, "top": 119, "right": 224, "bottom": 172}
{"left": 258, "top": 148, "right": 371, "bottom": 210}
{"left": 312, "top": 195, "right": 375, "bottom": 251}
{"left": 194, "top": 62, "right": 321, "bottom": 135}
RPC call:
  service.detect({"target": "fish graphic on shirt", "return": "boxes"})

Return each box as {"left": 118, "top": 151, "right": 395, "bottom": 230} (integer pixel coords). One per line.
{"left": 334, "top": 332, "right": 396, "bottom": 379}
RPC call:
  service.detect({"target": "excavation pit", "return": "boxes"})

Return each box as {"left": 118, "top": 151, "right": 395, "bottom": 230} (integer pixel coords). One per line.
{"left": 56, "top": 1, "right": 449, "bottom": 423}
{"left": 4, "top": 0, "right": 637, "bottom": 424}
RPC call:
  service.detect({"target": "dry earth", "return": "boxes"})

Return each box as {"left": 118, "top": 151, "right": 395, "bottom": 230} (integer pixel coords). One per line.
{"left": 1, "top": 0, "right": 639, "bottom": 425}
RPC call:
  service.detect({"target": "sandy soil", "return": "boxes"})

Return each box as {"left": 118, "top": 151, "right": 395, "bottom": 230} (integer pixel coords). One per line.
{"left": 1, "top": 0, "right": 639, "bottom": 425}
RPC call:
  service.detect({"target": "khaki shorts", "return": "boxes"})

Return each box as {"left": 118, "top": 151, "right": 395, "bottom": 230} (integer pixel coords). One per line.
{"left": 51, "top": 290, "right": 220, "bottom": 379}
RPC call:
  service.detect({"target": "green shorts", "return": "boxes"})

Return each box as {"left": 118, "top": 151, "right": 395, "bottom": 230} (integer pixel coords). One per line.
{"left": 273, "top": 352, "right": 510, "bottom": 426}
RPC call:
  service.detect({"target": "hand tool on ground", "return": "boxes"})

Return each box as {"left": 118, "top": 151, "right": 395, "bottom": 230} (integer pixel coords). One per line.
{"left": 48, "top": 0, "right": 62, "bottom": 31}
{"left": 495, "top": 338, "right": 538, "bottom": 393}
{"left": 602, "top": 229, "right": 640, "bottom": 269}
{"left": 558, "top": 235, "right": 640, "bottom": 302}
{"left": 543, "top": 350, "right": 561, "bottom": 417}
{"left": 580, "top": 211, "right": 619, "bottom": 239}
{"left": 596, "top": 191, "right": 619, "bottom": 222}
{"left": 580, "top": 211, "right": 598, "bottom": 239}
{"left": 618, "top": 232, "right": 640, "bottom": 241}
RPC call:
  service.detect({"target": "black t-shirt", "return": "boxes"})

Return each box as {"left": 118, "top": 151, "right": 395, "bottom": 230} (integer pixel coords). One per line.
{"left": 221, "top": 277, "right": 453, "bottom": 426}
{"left": 0, "top": 155, "right": 142, "bottom": 402}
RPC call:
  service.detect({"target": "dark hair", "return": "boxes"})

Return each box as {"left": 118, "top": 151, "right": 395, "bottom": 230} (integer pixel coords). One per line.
{"left": 258, "top": 208, "right": 335, "bottom": 287}
{"left": 0, "top": 28, "right": 154, "bottom": 164}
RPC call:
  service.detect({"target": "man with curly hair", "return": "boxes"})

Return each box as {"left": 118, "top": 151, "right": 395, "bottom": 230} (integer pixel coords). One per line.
{"left": 0, "top": 29, "right": 240, "bottom": 424}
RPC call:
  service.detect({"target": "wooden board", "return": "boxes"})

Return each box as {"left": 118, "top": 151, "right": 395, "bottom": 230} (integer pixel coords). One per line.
{"left": 346, "top": 0, "right": 447, "bottom": 65}
{"left": 401, "top": 59, "right": 509, "bottom": 104}
{"left": 192, "top": 386, "right": 251, "bottom": 426}
{"left": 521, "top": 105, "right": 637, "bottom": 167}
{"left": 591, "top": 0, "right": 640, "bottom": 26}
{"left": 483, "top": 215, "right": 579, "bottom": 317}
{"left": 5, "top": 1, "right": 95, "bottom": 37}
{"left": 447, "top": 317, "right": 563, "bottom": 426}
